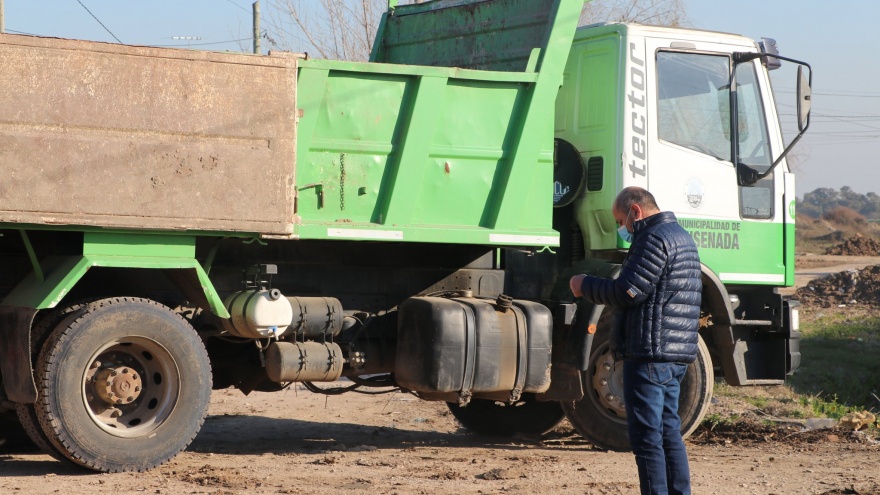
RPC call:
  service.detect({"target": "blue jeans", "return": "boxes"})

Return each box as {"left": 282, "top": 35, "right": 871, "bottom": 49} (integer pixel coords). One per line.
{"left": 623, "top": 360, "right": 691, "bottom": 495}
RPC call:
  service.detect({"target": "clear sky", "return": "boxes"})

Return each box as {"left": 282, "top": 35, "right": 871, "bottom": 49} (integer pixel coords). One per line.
{"left": 686, "top": 1, "right": 880, "bottom": 198}
{"left": 2, "top": 0, "right": 875, "bottom": 197}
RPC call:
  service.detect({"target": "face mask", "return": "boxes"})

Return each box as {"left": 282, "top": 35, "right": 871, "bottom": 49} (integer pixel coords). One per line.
{"left": 617, "top": 208, "right": 634, "bottom": 244}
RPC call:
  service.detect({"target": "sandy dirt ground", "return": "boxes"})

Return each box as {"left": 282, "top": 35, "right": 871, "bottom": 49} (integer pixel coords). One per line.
{"left": 2, "top": 385, "right": 879, "bottom": 495}
{"left": 2, "top": 255, "right": 880, "bottom": 494}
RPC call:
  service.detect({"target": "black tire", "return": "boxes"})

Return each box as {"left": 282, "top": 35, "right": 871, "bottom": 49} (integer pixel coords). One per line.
{"left": 447, "top": 394, "right": 565, "bottom": 436}
{"left": 16, "top": 304, "right": 92, "bottom": 461}
{"left": 34, "top": 297, "right": 212, "bottom": 472}
{"left": 561, "top": 317, "right": 714, "bottom": 451}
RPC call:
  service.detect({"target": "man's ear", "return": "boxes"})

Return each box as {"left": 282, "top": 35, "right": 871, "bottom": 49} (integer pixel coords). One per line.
{"left": 632, "top": 204, "right": 644, "bottom": 221}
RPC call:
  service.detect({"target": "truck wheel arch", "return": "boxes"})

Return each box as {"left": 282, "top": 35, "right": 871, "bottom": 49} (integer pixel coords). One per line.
{"left": 1, "top": 259, "right": 228, "bottom": 405}
{"left": 699, "top": 264, "right": 737, "bottom": 379}
{"left": 700, "top": 264, "right": 734, "bottom": 326}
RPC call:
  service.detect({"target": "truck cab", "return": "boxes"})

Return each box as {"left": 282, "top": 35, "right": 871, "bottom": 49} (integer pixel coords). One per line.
{"left": 550, "top": 22, "right": 810, "bottom": 447}
{"left": 557, "top": 23, "right": 799, "bottom": 282}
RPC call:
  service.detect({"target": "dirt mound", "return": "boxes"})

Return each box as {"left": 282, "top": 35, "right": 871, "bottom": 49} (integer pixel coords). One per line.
{"left": 797, "top": 265, "right": 880, "bottom": 308}
{"left": 825, "top": 234, "right": 880, "bottom": 255}
{"left": 690, "top": 420, "right": 878, "bottom": 448}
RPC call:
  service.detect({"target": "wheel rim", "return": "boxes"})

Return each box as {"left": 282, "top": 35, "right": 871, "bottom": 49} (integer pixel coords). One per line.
{"left": 587, "top": 341, "right": 627, "bottom": 423}
{"left": 82, "top": 337, "right": 180, "bottom": 438}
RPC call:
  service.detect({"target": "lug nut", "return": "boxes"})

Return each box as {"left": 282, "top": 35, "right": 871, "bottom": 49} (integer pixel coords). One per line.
{"left": 91, "top": 361, "right": 101, "bottom": 369}
{"left": 606, "top": 394, "right": 616, "bottom": 401}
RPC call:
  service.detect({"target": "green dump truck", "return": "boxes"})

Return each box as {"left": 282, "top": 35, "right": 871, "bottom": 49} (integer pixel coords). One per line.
{"left": 0, "top": 0, "right": 811, "bottom": 472}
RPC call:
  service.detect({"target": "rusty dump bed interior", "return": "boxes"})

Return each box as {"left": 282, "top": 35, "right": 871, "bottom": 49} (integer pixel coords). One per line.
{"left": 0, "top": 34, "right": 300, "bottom": 236}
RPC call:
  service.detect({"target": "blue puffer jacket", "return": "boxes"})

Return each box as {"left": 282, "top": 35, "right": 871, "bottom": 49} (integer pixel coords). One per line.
{"left": 580, "top": 211, "right": 702, "bottom": 363}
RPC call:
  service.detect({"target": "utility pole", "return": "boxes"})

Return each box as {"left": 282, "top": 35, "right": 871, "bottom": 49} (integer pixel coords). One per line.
{"left": 1, "top": 0, "right": 5, "bottom": 34}
{"left": 253, "top": 1, "right": 260, "bottom": 54}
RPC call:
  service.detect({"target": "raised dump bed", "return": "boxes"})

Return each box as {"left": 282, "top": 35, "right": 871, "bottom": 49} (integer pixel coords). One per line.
{"left": 0, "top": 0, "right": 583, "bottom": 246}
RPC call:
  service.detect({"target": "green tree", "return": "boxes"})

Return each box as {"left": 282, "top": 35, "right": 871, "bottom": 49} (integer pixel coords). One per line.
{"left": 801, "top": 187, "right": 840, "bottom": 218}
{"left": 800, "top": 187, "right": 880, "bottom": 220}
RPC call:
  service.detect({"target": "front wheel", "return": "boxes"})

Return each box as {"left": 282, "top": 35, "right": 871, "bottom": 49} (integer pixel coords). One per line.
{"left": 34, "top": 298, "right": 212, "bottom": 472}
{"left": 562, "top": 323, "right": 714, "bottom": 451}
{"left": 447, "top": 395, "right": 565, "bottom": 436}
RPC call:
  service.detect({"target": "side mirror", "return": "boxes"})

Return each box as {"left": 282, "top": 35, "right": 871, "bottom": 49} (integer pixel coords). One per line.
{"left": 744, "top": 57, "right": 812, "bottom": 185}
{"left": 797, "top": 65, "right": 812, "bottom": 132}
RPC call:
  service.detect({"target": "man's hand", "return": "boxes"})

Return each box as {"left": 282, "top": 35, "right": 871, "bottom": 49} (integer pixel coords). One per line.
{"left": 569, "top": 274, "right": 586, "bottom": 298}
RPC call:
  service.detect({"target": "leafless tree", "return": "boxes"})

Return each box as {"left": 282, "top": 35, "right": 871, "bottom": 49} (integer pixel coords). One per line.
{"left": 580, "top": 0, "right": 688, "bottom": 28}
{"left": 260, "top": 0, "right": 687, "bottom": 62}
{"left": 261, "top": 0, "right": 399, "bottom": 61}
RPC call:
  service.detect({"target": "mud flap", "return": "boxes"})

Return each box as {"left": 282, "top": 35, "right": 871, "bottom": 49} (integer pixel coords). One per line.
{"left": 0, "top": 306, "right": 39, "bottom": 403}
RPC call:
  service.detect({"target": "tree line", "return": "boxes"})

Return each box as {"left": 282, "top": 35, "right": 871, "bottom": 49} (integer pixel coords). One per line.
{"left": 798, "top": 187, "right": 880, "bottom": 221}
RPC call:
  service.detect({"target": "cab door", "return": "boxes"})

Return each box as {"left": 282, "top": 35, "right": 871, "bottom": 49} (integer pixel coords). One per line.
{"left": 643, "top": 38, "right": 785, "bottom": 286}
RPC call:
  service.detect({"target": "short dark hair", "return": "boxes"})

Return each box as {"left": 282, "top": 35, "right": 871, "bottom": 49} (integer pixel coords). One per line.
{"left": 615, "top": 187, "right": 659, "bottom": 213}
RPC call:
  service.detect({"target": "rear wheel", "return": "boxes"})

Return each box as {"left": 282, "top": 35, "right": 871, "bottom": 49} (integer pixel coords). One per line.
{"left": 16, "top": 304, "right": 91, "bottom": 461}
{"left": 561, "top": 315, "right": 713, "bottom": 451}
{"left": 34, "top": 297, "right": 212, "bottom": 472}
{"left": 447, "top": 395, "right": 565, "bottom": 436}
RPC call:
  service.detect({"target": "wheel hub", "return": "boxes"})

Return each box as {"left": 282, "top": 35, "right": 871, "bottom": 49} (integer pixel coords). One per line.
{"left": 94, "top": 366, "right": 143, "bottom": 405}
{"left": 591, "top": 351, "right": 626, "bottom": 418}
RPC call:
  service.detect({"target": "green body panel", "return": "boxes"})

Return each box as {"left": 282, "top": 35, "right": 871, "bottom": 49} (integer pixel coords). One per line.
{"left": 294, "top": 0, "right": 587, "bottom": 247}
{"left": 2, "top": 233, "right": 228, "bottom": 317}
{"left": 680, "top": 219, "right": 786, "bottom": 286}
{"left": 554, "top": 31, "right": 622, "bottom": 253}
{"left": 295, "top": 60, "right": 557, "bottom": 246}
{"left": 785, "top": 222, "right": 795, "bottom": 286}
{"left": 83, "top": 232, "right": 196, "bottom": 258}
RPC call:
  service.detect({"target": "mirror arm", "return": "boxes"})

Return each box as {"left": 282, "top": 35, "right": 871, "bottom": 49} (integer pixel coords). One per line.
{"left": 752, "top": 130, "right": 807, "bottom": 182}
{"left": 732, "top": 52, "right": 812, "bottom": 186}
{"left": 733, "top": 52, "right": 810, "bottom": 69}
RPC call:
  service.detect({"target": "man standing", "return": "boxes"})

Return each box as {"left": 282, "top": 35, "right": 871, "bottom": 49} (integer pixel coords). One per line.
{"left": 570, "top": 186, "right": 701, "bottom": 495}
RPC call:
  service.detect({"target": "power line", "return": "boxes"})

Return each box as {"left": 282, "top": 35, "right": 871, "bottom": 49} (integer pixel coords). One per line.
{"left": 74, "top": 0, "right": 122, "bottom": 44}
{"left": 812, "top": 92, "right": 880, "bottom": 99}
{"left": 6, "top": 28, "right": 39, "bottom": 36}
{"left": 777, "top": 88, "right": 880, "bottom": 97}
{"left": 222, "top": 0, "right": 252, "bottom": 14}
{"left": 152, "top": 37, "right": 253, "bottom": 48}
